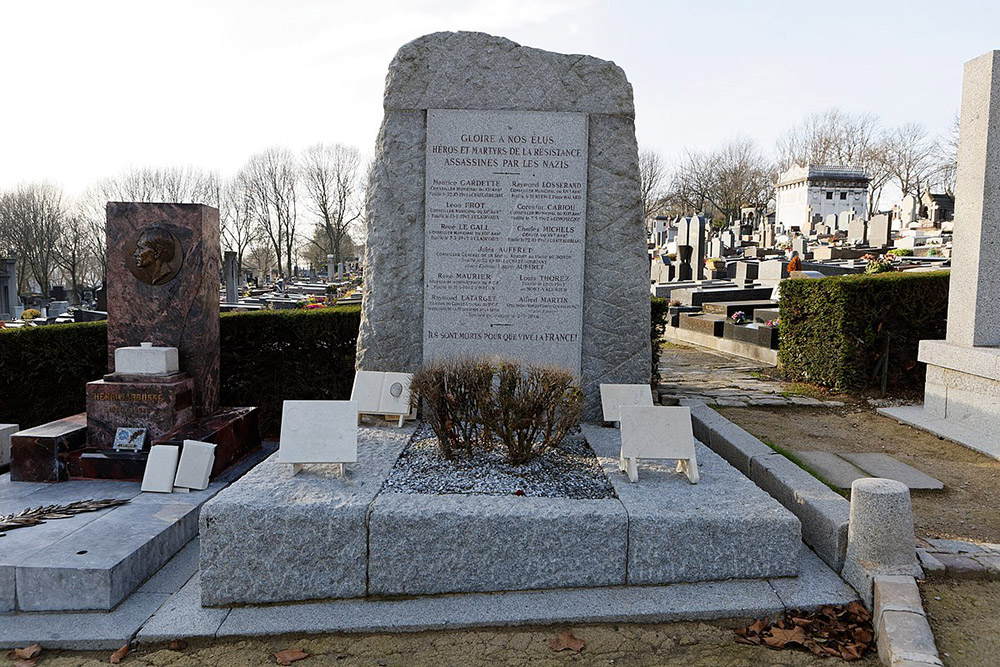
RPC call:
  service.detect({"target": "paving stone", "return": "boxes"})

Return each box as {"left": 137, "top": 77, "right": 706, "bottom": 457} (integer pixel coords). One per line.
{"left": 877, "top": 610, "right": 942, "bottom": 667}
{"left": 917, "top": 550, "right": 946, "bottom": 576}
{"left": 137, "top": 573, "right": 229, "bottom": 642}
{"left": 792, "top": 451, "right": 869, "bottom": 490}
{"left": 215, "top": 580, "right": 786, "bottom": 638}
{"left": 873, "top": 575, "right": 924, "bottom": 628}
{"left": 934, "top": 553, "right": 989, "bottom": 578}
{"left": 974, "top": 554, "right": 1000, "bottom": 576}
{"left": 839, "top": 453, "right": 944, "bottom": 491}
{"left": 768, "top": 546, "right": 858, "bottom": 610}
{"left": 926, "top": 538, "right": 983, "bottom": 554}
{"left": 0, "top": 591, "right": 170, "bottom": 650}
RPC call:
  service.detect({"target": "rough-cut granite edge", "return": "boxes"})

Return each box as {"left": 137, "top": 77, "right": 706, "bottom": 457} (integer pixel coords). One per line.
{"left": 357, "top": 31, "right": 649, "bottom": 420}
{"left": 688, "top": 403, "right": 851, "bottom": 573}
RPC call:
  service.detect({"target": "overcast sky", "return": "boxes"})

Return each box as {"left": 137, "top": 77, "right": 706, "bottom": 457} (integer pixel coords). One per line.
{"left": 2, "top": 0, "right": 997, "bottom": 198}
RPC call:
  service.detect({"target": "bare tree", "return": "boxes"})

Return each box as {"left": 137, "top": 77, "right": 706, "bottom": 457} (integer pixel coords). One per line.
{"left": 238, "top": 148, "right": 299, "bottom": 278}
{"left": 53, "top": 213, "right": 93, "bottom": 304}
{"left": 881, "top": 122, "right": 935, "bottom": 198}
{"left": 300, "top": 143, "right": 363, "bottom": 267}
{"left": 220, "top": 175, "right": 257, "bottom": 274}
{"left": 667, "top": 137, "right": 774, "bottom": 225}
{"left": 0, "top": 183, "right": 65, "bottom": 297}
{"left": 638, "top": 148, "right": 670, "bottom": 226}
{"left": 928, "top": 112, "right": 959, "bottom": 194}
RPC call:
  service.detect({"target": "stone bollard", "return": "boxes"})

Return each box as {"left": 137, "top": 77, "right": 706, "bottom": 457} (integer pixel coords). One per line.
{"left": 842, "top": 478, "right": 922, "bottom": 607}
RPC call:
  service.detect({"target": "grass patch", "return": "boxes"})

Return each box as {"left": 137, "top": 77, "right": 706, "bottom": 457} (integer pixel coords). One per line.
{"left": 761, "top": 437, "right": 849, "bottom": 499}
{"left": 779, "top": 382, "right": 828, "bottom": 400}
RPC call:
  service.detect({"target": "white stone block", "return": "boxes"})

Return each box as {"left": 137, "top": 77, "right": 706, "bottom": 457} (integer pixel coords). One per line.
{"left": 923, "top": 380, "right": 947, "bottom": 419}
{"left": 115, "top": 342, "right": 179, "bottom": 375}
{"left": 600, "top": 384, "right": 653, "bottom": 422}
{"left": 350, "top": 370, "right": 384, "bottom": 413}
{"left": 279, "top": 400, "right": 358, "bottom": 467}
{"left": 173, "top": 439, "right": 216, "bottom": 490}
{"left": 141, "top": 445, "right": 180, "bottom": 493}
{"left": 0, "top": 423, "right": 18, "bottom": 467}
{"left": 618, "top": 405, "right": 698, "bottom": 483}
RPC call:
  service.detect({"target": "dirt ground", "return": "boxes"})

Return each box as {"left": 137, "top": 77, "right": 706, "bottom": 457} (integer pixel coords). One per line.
{"left": 716, "top": 404, "right": 1000, "bottom": 543}
{"left": 20, "top": 621, "right": 879, "bottom": 666}
{"left": 922, "top": 579, "right": 1000, "bottom": 667}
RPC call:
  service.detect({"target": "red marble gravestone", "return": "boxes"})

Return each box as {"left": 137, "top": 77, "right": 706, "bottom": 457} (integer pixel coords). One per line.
{"left": 10, "top": 202, "right": 261, "bottom": 482}
{"left": 105, "top": 202, "right": 220, "bottom": 415}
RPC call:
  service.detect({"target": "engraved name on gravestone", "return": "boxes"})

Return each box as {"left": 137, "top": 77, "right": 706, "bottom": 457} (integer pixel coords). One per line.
{"left": 423, "top": 109, "right": 588, "bottom": 372}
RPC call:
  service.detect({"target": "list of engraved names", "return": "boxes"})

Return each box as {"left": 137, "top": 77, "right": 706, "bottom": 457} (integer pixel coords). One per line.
{"left": 423, "top": 109, "right": 588, "bottom": 372}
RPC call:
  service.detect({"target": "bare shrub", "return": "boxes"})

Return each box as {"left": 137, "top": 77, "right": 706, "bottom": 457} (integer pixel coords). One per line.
{"left": 409, "top": 357, "right": 493, "bottom": 459}
{"left": 485, "top": 360, "right": 583, "bottom": 465}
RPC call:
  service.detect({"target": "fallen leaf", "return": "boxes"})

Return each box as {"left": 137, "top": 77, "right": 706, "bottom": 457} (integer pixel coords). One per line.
{"left": 13, "top": 660, "right": 38, "bottom": 667}
{"left": 168, "top": 640, "right": 188, "bottom": 651}
{"left": 549, "top": 630, "right": 585, "bottom": 652}
{"left": 9, "top": 645, "right": 42, "bottom": 660}
{"left": 274, "top": 648, "right": 310, "bottom": 665}
{"left": 110, "top": 643, "right": 129, "bottom": 664}
{"left": 763, "top": 626, "right": 809, "bottom": 648}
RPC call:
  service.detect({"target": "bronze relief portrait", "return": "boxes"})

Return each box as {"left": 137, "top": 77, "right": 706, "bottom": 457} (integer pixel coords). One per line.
{"left": 127, "top": 226, "right": 183, "bottom": 286}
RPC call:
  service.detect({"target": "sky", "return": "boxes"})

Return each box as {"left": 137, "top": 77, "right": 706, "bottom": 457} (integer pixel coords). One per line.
{"left": 2, "top": 0, "right": 998, "bottom": 199}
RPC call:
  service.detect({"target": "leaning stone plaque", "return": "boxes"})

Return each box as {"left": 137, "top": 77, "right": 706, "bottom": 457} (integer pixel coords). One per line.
{"left": 113, "top": 427, "right": 148, "bottom": 452}
{"left": 423, "top": 109, "right": 587, "bottom": 373}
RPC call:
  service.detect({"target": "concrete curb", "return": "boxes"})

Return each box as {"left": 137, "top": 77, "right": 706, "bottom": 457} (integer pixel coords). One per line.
{"left": 687, "top": 403, "right": 851, "bottom": 572}
{"left": 873, "top": 575, "right": 942, "bottom": 666}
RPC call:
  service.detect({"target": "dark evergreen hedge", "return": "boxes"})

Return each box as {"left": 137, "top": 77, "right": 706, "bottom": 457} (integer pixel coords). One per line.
{"left": 651, "top": 296, "right": 669, "bottom": 384}
{"left": 779, "top": 271, "right": 950, "bottom": 392}
{"left": 219, "top": 306, "right": 361, "bottom": 434}
{"left": 0, "top": 321, "right": 108, "bottom": 429}
{"left": 1, "top": 298, "right": 668, "bottom": 433}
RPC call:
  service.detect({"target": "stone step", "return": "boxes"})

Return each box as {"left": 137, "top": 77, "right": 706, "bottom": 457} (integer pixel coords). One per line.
{"left": 702, "top": 300, "right": 778, "bottom": 317}
{"left": 678, "top": 313, "right": 726, "bottom": 337}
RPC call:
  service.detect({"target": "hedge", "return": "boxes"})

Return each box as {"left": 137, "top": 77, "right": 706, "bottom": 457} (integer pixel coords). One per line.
{"left": 219, "top": 306, "right": 361, "bottom": 434}
{"left": 0, "top": 307, "right": 362, "bottom": 435}
{"left": 1, "top": 299, "right": 669, "bottom": 435}
{"left": 651, "top": 296, "right": 669, "bottom": 383}
{"left": 779, "top": 271, "right": 950, "bottom": 392}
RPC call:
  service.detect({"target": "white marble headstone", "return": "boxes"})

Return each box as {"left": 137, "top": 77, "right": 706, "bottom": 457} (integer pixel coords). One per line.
{"left": 600, "top": 384, "right": 653, "bottom": 423}
{"left": 174, "top": 439, "right": 216, "bottom": 490}
{"left": 141, "top": 444, "right": 180, "bottom": 493}
{"left": 279, "top": 400, "right": 358, "bottom": 467}
{"left": 351, "top": 371, "right": 385, "bottom": 414}
{"left": 618, "top": 405, "right": 698, "bottom": 483}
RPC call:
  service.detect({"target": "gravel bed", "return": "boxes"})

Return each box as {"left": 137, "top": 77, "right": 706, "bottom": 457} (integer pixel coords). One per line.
{"left": 381, "top": 422, "right": 617, "bottom": 499}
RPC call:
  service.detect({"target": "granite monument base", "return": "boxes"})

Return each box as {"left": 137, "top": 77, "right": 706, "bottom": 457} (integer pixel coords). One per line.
{"left": 85, "top": 375, "right": 196, "bottom": 449}
{"left": 9, "top": 414, "right": 88, "bottom": 482}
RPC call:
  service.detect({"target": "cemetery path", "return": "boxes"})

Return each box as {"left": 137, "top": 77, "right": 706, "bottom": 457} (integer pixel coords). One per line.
{"left": 35, "top": 620, "right": 878, "bottom": 666}
{"left": 656, "top": 343, "right": 849, "bottom": 408}
{"left": 717, "top": 405, "right": 1000, "bottom": 545}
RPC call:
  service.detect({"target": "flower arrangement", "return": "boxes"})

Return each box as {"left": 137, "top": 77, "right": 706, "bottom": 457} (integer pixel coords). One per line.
{"left": 765, "top": 318, "right": 780, "bottom": 329}
{"left": 297, "top": 296, "right": 329, "bottom": 310}
{"left": 887, "top": 248, "right": 913, "bottom": 257}
{"left": 864, "top": 255, "right": 895, "bottom": 274}
{"left": 20, "top": 309, "right": 41, "bottom": 321}
{"left": 731, "top": 311, "right": 748, "bottom": 325}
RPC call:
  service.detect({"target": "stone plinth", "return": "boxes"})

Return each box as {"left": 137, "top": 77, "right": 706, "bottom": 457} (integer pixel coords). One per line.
{"left": 106, "top": 203, "right": 220, "bottom": 416}
{"left": 9, "top": 415, "right": 88, "bottom": 482}
{"left": 356, "top": 32, "right": 650, "bottom": 419}
{"left": 154, "top": 407, "right": 260, "bottom": 479}
{"left": 85, "top": 376, "right": 195, "bottom": 449}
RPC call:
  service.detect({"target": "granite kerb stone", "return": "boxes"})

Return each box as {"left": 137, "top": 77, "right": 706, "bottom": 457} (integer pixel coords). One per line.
{"left": 581, "top": 424, "right": 801, "bottom": 584}
{"left": 688, "top": 405, "right": 850, "bottom": 572}
{"left": 367, "top": 491, "right": 627, "bottom": 596}
{"left": 199, "top": 425, "right": 414, "bottom": 606}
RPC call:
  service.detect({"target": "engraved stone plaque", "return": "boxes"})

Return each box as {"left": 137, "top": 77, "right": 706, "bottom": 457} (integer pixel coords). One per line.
{"left": 423, "top": 109, "right": 588, "bottom": 373}
{"left": 113, "top": 427, "right": 148, "bottom": 452}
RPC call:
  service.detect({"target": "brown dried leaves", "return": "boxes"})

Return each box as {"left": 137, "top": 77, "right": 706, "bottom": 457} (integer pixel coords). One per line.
{"left": 735, "top": 602, "right": 873, "bottom": 661}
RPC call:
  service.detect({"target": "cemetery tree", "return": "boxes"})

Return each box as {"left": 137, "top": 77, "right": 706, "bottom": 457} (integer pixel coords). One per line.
{"left": 238, "top": 148, "right": 299, "bottom": 278}
{"left": 881, "top": 122, "right": 935, "bottom": 198}
{"left": 0, "top": 182, "right": 64, "bottom": 297}
{"left": 300, "top": 143, "right": 363, "bottom": 267}
{"left": 638, "top": 148, "right": 669, "bottom": 227}
{"left": 220, "top": 175, "right": 257, "bottom": 275}
{"left": 53, "top": 212, "right": 91, "bottom": 304}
